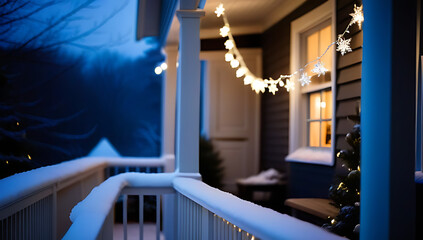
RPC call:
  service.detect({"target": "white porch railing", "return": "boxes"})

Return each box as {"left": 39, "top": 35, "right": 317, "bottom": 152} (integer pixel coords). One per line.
{"left": 0, "top": 156, "right": 173, "bottom": 239}
{"left": 64, "top": 173, "right": 345, "bottom": 240}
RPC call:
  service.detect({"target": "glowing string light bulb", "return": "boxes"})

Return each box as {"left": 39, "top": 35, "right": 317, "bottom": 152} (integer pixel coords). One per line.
{"left": 284, "top": 79, "right": 295, "bottom": 92}
{"left": 230, "top": 59, "right": 239, "bottom": 68}
{"left": 224, "top": 40, "right": 234, "bottom": 50}
{"left": 252, "top": 79, "right": 265, "bottom": 94}
{"left": 268, "top": 83, "right": 278, "bottom": 95}
{"left": 243, "top": 75, "right": 254, "bottom": 85}
{"left": 154, "top": 66, "right": 163, "bottom": 75}
{"left": 220, "top": 25, "right": 230, "bottom": 37}
{"left": 311, "top": 61, "right": 328, "bottom": 77}
{"left": 299, "top": 72, "right": 311, "bottom": 86}
{"left": 225, "top": 52, "right": 234, "bottom": 62}
{"left": 215, "top": 3, "right": 225, "bottom": 17}
{"left": 350, "top": 4, "right": 364, "bottom": 30}
{"left": 215, "top": 3, "right": 363, "bottom": 94}
{"left": 336, "top": 37, "right": 352, "bottom": 56}
{"left": 236, "top": 67, "right": 247, "bottom": 78}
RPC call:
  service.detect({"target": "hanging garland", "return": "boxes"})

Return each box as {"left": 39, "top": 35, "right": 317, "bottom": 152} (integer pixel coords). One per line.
{"left": 215, "top": 3, "right": 364, "bottom": 94}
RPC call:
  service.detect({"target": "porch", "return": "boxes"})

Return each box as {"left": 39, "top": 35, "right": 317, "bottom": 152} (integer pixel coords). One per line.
{"left": 0, "top": 0, "right": 420, "bottom": 239}
{"left": 0, "top": 156, "right": 342, "bottom": 239}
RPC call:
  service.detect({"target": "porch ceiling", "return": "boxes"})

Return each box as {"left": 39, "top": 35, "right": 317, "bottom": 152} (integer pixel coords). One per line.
{"left": 199, "top": 0, "right": 306, "bottom": 38}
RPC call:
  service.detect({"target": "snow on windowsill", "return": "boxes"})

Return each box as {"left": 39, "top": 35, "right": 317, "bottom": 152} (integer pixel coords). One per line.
{"left": 286, "top": 147, "right": 333, "bottom": 166}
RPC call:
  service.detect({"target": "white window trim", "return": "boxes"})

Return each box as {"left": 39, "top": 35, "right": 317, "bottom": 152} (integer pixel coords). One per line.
{"left": 287, "top": 0, "right": 336, "bottom": 166}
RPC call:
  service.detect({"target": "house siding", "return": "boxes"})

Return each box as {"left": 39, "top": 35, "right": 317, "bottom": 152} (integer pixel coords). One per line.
{"left": 261, "top": 0, "right": 327, "bottom": 173}
{"left": 335, "top": 0, "right": 362, "bottom": 151}
{"left": 261, "top": 0, "right": 362, "bottom": 198}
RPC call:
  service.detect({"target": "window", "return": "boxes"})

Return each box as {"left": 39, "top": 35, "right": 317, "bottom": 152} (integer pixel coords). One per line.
{"left": 286, "top": 0, "right": 335, "bottom": 165}
{"left": 303, "top": 22, "right": 333, "bottom": 148}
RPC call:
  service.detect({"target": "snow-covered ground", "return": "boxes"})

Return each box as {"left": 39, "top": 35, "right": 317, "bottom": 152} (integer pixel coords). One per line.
{"left": 113, "top": 223, "right": 164, "bottom": 240}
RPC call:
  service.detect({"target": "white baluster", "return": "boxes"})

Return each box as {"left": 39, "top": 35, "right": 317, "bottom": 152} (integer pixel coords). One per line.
{"left": 201, "top": 207, "right": 209, "bottom": 240}
{"left": 156, "top": 195, "right": 160, "bottom": 240}
{"left": 123, "top": 194, "right": 128, "bottom": 240}
{"left": 139, "top": 195, "right": 144, "bottom": 240}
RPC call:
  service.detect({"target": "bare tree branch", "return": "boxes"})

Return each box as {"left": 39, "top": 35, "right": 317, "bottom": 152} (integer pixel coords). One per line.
{"left": 0, "top": 1, "right": 29, "bottom": 18}
{"left": 28, "top": 0, "right": 129, "bottom": 52}
{"left": 0, "top": 1, "right": 55, "bottom": 26}
{"left": 13, "top": 0, "right": 96, "bottom": 52}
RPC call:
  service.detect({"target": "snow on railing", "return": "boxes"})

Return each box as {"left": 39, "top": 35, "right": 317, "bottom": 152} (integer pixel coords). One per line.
{"left": 64, "top": 173, "right": 344, "bottom": 240}
{"left": 0, "top": 156, "right": 169, "bottom": 207}
{"left": 174, "top": 177, "right": 345, "bottom": 240}
{"left": 63, "top": 172, "right": 200, "bottom": 240}
{"left": 0, "top": 156, "right": 173, "bottom": 239}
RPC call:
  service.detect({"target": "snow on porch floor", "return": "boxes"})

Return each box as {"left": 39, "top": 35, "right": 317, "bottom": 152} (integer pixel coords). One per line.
{"left": 113, "top": 223, "right": 165, "bottom": 240}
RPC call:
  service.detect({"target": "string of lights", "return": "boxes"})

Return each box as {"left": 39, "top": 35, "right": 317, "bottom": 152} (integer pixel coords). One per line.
{"left": 215, "top": 3, "right": 364, "bottom": 94}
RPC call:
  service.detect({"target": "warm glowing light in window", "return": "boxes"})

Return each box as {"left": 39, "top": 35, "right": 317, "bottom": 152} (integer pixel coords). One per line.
{"left": 308, "top": 90, "right": 332, "bottom": 147}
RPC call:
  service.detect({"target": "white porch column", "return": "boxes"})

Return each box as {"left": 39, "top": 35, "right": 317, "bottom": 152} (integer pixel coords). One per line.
{"left": 162, "top": 45, "right": 178, "bottom": 172}
{"left": 175, "top": 9, "right": 205, "bottom": 173}
{"left": 361, "top": 0, "right": 417, "bottom": 239}
{"left": 162, "top": 45, "right": 178, "bottom": 239}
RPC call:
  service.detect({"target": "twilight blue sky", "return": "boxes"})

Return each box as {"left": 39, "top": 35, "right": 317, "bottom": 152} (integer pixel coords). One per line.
{"left": 1, "top": 0, "right": 165, "bottom": 161}
{"left": 4, "top": 0, "right": 156, "bottom": 59}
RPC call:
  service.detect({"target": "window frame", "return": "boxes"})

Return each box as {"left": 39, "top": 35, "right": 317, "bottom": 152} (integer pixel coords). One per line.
{"left": 286, "top": 0, "right": 336, "bottom": 166}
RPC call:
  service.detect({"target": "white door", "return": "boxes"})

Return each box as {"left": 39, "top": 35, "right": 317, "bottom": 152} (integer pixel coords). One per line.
{"left": 200, "top": 49, "right": 262, "bottom": 193}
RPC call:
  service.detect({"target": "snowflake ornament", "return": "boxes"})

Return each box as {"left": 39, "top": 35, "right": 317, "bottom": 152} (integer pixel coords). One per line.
{"left": 215, "top": 4, "right": 225, "bottom": 17}
{"left": 350, "top": 4, "right": 364, "bottom": 30}
{"left": 312, "top": 61, "right": 328, "bottom": 77}
{"left": 336, "top": 37, "right": 352, "bottom": 56}
{"left": 264, "top": 78, "right": 279, "bottom": 95}
{"left": 252, "top": 79, "right": 266, "bottom": 94}
{"left": 268, "top": 84, "right": 278, "bottom": 95}
{"left": 299, "top": 72, "right": 311, "bottom": 86}
{"left": 285, "top": 79, "right": 295, "bottom": 92}
{"left": 220, "top": 25, "right": 230, "bottom": 37}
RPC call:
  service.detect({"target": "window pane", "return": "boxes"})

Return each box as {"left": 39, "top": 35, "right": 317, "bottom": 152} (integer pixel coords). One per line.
{"left": 306, "top": 32, "right": 319, "bottom": 76}
{"left": 307, "top": 32, "right": 319, "bottom": 62}
{"left": 309, "top": 121, "right": 320, "bottom": 147}
{"left": 319, "top": 25, "right": 332, "bottom": 71}
{"left": 321, "top": 120, "right": 332, "bottom": 147}
{"left": 309, "top": 92, "right": 321, "bottom": 120}
{"left": 306, "top": 24, "right": 332, "bottom": 85}
{"left": 321, "top": 90, "right": 332, "bottom": 119}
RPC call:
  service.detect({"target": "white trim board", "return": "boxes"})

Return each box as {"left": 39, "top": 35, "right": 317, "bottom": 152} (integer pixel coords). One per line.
{"left": 288, "top": 0, "right": 336, "bottom": 166}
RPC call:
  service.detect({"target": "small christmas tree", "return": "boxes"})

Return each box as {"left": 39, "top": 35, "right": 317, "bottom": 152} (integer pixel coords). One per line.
{"left": 199, "top": 136, "right": 224, "bottom": 189}
{"left": 323, "top": 109, "right": 361, "bottom": 239}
